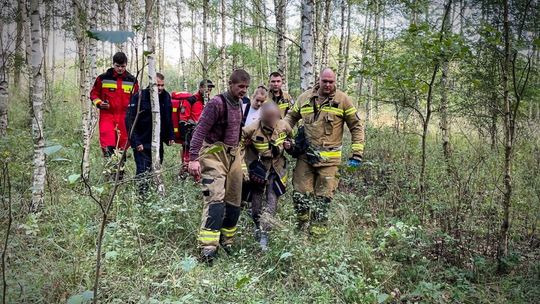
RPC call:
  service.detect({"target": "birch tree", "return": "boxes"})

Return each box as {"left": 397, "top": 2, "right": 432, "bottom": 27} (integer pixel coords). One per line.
{"left": 274, "top": 0, "right": 288, "bottom": 88}
{"left": 29, "top": 0, "right": 46, "bottom": 212}
{"left": 337, "top": 0, "right": 347, "bottom": 86}
{"left": 116, "top": 0, "right": 127, "bottom": 51}
{"left": 202, "top": 0, "right": 209, "bottom": 80}
{"left": 320, "top": 0, "right": 331, "bottom": 68}
{"left": 73, "top": 0, "right": 93, "bottom": 179}
{"left": 176, "top": 2, "right": 188, "bottom": 91}
{"left": 145, "top": 0, "right": 165, "bottom": 196}
{"left": 14, "top": 0, "right": 24, "bottom": 89}
{"left": 220, "top": 0, "right": 227, "bottom": 90}
{"left": 0, "top": 21, "right": 8, "bottom": 137}
{"left": 300, "top": 0, "right": 314, "bottom": 91}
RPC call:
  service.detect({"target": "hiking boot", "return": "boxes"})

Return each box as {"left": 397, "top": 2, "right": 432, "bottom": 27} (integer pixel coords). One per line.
{"left": 200, "top": 246, "right": 217, "bottom": 265}
{"left": 259, "top": 231, "right": 269, "bottom": 252}
{"left": 221, "top": 243, "right": 233, "bottom": 256}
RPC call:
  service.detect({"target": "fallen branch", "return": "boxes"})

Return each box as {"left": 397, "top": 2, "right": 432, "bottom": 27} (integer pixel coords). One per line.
{"left": 1, "top": 162, "right": 12, "bottom": 304}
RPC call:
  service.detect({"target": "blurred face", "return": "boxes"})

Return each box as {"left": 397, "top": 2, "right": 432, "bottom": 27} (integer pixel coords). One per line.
{"left": 261, "top": 107, "right": 281, "bottom": 127}
{"left": 113, "top": 62, "right": 126, "bottom": 75}
{"left": 319, "top": 70, "right": 336, "bottom": 96}
{"left": 251, "top": 92, "right": 267, "bottom": 110}
{"left": 229, "top": 81, "right": 250, "bottom": 100}
{"left": 269, "top": 76, "right": 283, "bottom": 93}
{"left": 157, "top": 78, "right": 165, "bottom": 94}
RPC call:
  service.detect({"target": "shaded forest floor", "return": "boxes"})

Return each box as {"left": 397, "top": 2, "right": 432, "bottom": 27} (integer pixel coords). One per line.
{"left": 1, "top": 90, "right": 539, "bottom": 303}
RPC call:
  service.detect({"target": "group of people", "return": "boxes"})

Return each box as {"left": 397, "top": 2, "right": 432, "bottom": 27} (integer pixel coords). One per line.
{"left": 90, "top": 52, "right": 365, "bottom": 264}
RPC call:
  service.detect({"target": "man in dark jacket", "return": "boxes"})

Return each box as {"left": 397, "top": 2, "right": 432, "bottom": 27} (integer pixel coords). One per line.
{"left": 126, "top": 72, "right": 174, "bottom": 195}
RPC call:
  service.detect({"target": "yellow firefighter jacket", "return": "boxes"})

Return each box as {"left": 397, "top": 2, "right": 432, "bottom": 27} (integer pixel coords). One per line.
{"left": 284, "top": 86, "right": 365, "bottom": 167}
{"left": 242, "top": 119, "right": 293, "bottom": 183}
{"left": 267, "top": 90, "right": 293, "bottom": 118}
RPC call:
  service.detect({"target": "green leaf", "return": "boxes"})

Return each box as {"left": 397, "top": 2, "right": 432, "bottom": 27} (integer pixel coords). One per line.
{"left": 279, "top": 252, "right": 293, "bottom": 260}
{"left": 203, "top": 144, "right": 224, "bottom": 155}
{"left": 44, "top": 144, "right": 62, "bottom": 156}
{"left": 180, "top": 256, "right": 197, "bottom": 272}
{"left": 67, "top": 295, "right": 84, "bottom": 304}
{"left": 377, "top": 293, "right": 390, "bottom": 303}
{"left": 81, "top": 291, "right": 94, "bottom": 301}
{"left": 87, "top": 30, "right": 134, "bottom": 43}
{"left": 67, "top": 290, "right": 93, "bottom": 304}
{"left": 92, "top": 186, "right": 104, "bottom": 194}
{"left": 105, "top": 251, "right": 118, "bottom": 259}
{"left": 143, "top": 50, "right": 153, "bottom": 57}
{"left": 235, "top": 276, "right": 250, "bottom": 289}
{"left": 68, "top": 174, "right": 80, "bottom": 184}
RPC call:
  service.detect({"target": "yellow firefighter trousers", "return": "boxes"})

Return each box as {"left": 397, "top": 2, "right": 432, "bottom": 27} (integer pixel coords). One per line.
{"left": 292, "top": 158, "right": 339, "bottom": 198}
{"left": 292, "top": 158, "right": 339, "bottom": 235}
{"left": 197, "top": 142, "right": 243, "bottom": 248}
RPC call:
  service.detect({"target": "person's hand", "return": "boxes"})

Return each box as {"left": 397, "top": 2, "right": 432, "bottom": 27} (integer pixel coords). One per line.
{"left": 283, "top": 140, "right": 292, "bottom": 150}
{"left": 167, "top": 140, "right": 175, "bottom": 146}
{"left": 99, "top": 100, "right": 110, "bottom": 110}
{"left": 136, "top": 144, "right": 144, "bottom": 152}
{"left": 347, "top": 158, "right": 361, "bottom": 168}
{"left": 188, "top": 160, "right": 201, "bottom": 178}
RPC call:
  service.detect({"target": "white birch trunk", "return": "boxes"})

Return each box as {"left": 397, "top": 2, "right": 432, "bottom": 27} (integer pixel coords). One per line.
{"left": 341, "top": 1, "right": 351, "bottom": 90}
{"left": 176, "top": 4, "right": 188, "bottom": 91}
{"left": 145, "top": 0, "right": 165, "bottom": 196}
{"left": 274, "top": 0, "right": 287, "bottom": 89}
{"left": 300, "top": 0, "right": 315, "bottom": 91}
{"left": 73, "top": 0, "right": 93, "bottom": 179}
{"left": 320, "top": 0, "right": 331, "bottom": 68}
{"left": 116, "top": 0, "right": 127, "bottom": 51}
{"left": 30, "top": 0, "right": 46, "bottom": 212}
{"left": 202, "top": 0, "right": 209, "bottom": 79}
{"left": 0, "top": 21, "right": 8, "bottom": 137}
{"left": 336, "top": 0, "right": 346, "bottom": 86}
{"left": 14, "top": 0, "right": 24, "bottom": 89}
{"left": 220, "top": 0, "right": 227, "bottom": 90}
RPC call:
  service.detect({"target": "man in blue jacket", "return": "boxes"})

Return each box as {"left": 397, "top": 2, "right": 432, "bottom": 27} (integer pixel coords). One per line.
{"left": 126, "top": 72, "right": 175, "bottom": 195}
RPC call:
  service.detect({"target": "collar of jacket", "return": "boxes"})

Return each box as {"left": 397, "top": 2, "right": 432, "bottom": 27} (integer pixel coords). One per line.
{"left": 195, "top": 91, "right": 204, "bottom": 103}
{"left": 309, "top": 84, "right": 338, "bottom": 105}
{"left": 223, "top": 91, "right": 240, "bottom": 107}
{"left": 270, "top": 89, "right": 283, "bottom": 99}
{"left": 260, "top": 120, "right": 275, "bottom": 135}
{"left": 106, "top": 67, "right": 131, "bottom": 80}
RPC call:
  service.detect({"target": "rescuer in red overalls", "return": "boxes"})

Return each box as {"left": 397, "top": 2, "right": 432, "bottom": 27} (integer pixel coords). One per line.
{"left": 188, "top": 79, "right": 215, "bottom": 122}
{"left": 178, "top": 79, "right": 215, "bottom": 174}
{"left": 90, "top": 52, "right": 139, "bottom": 159}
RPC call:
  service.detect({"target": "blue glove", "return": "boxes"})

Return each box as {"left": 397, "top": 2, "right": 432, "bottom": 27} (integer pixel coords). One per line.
{"left": 347, "top": 158, "right": 361, "bottom": 168}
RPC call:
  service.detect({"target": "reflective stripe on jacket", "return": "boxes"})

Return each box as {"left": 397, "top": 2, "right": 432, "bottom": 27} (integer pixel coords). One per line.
{"left": 284, "top": 86, "right": 364, "bottom": 166}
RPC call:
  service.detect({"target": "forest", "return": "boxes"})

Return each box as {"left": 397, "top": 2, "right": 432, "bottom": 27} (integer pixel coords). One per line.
{"left": 0, "top": 0, "right": 539, "bottom": 302}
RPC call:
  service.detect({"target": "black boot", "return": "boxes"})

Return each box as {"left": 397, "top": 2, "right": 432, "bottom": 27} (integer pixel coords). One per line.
{"left": 200, "top": 246, "right": 217, "bottom": 265}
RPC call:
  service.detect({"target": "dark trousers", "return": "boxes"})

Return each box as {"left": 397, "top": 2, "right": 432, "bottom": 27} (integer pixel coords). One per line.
{"left": 134, "top": 146, "right": 164, "bottom": 195}
{"left": 251, "top": 174, "right": 279, "bottom": 232}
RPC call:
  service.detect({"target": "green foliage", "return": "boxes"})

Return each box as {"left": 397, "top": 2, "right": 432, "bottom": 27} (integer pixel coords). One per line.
{"left": 2, "top": 95, "right": 539, "bottom": 302}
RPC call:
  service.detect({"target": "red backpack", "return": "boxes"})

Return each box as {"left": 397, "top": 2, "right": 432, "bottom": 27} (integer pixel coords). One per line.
{"left": 171, "top": 91, "right": 193, "bottom": 143}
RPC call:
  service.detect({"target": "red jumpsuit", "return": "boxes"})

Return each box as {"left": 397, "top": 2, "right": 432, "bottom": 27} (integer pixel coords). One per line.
{"left": 180, "top": 91, "right": 206, "bottom": 165}
{"left": 188, "top": 91, "right": 206, "bottom": 122}
{"left": 90, "top": 68, "right": 139, "bottom": 151}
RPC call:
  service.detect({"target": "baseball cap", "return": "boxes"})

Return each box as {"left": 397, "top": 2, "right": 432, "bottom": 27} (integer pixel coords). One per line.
{"left": 199, "top": 79, "right": 215, "bottom": 88}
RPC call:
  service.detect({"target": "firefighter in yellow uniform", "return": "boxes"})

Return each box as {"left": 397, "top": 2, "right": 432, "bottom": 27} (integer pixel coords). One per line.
{"left": 284, "top": 68, "right": 365, "bottom": 235}
{"left": 267, "top": 71, "right": 294, "bottom": 118}
{"left": 242, "top": 102, "right": 293, "bottom": 251}
{"left": 188, "top": 69, "right": 251, "bottom": 263}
